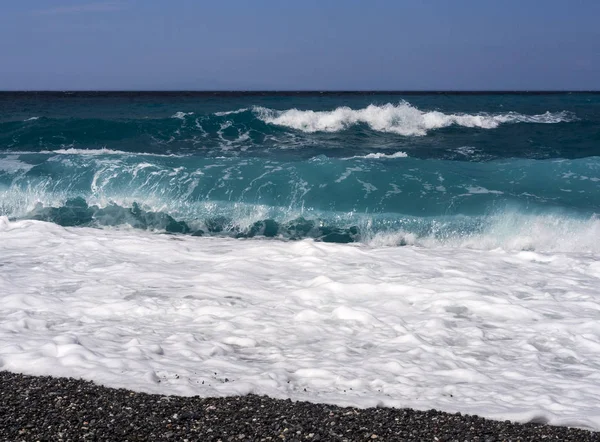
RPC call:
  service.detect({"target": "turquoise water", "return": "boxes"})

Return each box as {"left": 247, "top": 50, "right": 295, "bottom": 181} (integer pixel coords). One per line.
{"left": 1, "top": 92, "right": 599, "bottom": 245}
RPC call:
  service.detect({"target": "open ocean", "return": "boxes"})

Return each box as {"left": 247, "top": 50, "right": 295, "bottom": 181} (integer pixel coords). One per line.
{"left": 1, "top": 92, "right": 600, "bottom": 428}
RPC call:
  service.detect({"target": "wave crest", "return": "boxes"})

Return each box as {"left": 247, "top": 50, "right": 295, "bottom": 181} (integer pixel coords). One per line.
{"left": 346, "top": 151, "right": 408, "bottom": 160}
{"left": 254, "top": 103, "right": 575, "bottom": 136}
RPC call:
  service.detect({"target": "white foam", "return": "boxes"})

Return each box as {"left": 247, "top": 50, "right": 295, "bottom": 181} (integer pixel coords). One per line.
{"left": 24, "top": 117, "right": 40, "bottom": 121}
{"left": 215, "top": 108, "right": 248, "bottom": 117}
{"left": 346, "top": 151, "right": 408, "bottom": 160}
{"left": 1, "top": 219, "right": 600, "bottom": 429}
{"left": 255, "top": 103, "right": 575, "bottom": 136}
{"left": 455, "top": 146, "right": 478, "bottom": 156}
{"left": 171, "top": 111, "right": 194, "bottom": 119}
{"left": 54, "top": 147, "right": 132, "bottom": 155}
{"left": 463, "top": 186, "right": 504, "bottom": 195}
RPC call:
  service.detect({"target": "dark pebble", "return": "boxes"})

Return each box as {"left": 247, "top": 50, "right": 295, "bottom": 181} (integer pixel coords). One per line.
{"left": 0, "top": 371, "right": 598, "bottom": 441}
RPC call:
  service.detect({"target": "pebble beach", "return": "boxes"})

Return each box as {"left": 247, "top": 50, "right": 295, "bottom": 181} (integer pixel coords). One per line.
{"left": 1, "top": 371, "right": 598, "bottom": 442}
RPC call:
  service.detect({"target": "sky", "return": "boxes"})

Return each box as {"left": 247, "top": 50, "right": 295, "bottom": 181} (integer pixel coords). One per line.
{"left": 1, "top": 0, "right": 599, "bottom": 90}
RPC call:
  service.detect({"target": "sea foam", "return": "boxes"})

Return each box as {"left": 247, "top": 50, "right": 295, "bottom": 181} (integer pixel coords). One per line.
{"left": 2, "top": 218, "right": 600, "bottom": 429}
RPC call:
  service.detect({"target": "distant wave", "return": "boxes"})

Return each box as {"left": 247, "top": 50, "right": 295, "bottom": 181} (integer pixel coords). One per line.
{"left": 11, "top": 148, "right": 188, "bottom": 158}
{"left": 53, "top": 147, "right": 135, "bottom": 155}
{"left": 214, "top": 108, "right": 248, "bottom": 116}
{"left": 1, "top": 148, "right": 133, "bottom": 156}
{"left": 1, "top": 102, "right": 582, "bottom": 161}
{"left": 346, "top": 151, "right": 408, "bottom": 160}
{"left": 171, "top": 111, "right": 194, "bottom": 119}
{"left": 254, "top": 102, "right": 576, "bottom": 136}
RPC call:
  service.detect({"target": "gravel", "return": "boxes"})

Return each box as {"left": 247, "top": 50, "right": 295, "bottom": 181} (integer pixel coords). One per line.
{"left": 0, "top": 371, "right": 598, "bottom": 441}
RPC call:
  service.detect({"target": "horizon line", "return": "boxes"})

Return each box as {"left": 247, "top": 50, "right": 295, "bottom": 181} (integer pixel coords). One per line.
{"left": 1, "top": 89, "right": 599, "bottom": 94}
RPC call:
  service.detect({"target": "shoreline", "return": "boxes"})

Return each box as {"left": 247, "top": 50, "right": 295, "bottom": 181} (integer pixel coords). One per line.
{"left": 1, "top": 371, "right": 598, "bottom": 441}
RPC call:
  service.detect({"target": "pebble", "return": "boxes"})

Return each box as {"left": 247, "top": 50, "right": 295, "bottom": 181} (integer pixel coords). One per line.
{"left": 0, "top": 371, "right": 598, "bottom": 441}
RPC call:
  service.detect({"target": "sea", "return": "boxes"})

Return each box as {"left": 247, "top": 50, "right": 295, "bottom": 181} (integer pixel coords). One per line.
{"left": 1, "top": 92, "right": 600, "bottom": 428}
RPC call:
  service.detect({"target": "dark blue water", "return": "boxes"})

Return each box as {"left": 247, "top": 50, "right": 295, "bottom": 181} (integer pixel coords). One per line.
{"left": 1, "top": 92, "right": 599, "bottom": 245}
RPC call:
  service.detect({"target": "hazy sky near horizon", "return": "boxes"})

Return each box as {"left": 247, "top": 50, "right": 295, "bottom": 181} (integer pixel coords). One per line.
{"left": 1, "top": 0, "right": 599, "bottom": 90}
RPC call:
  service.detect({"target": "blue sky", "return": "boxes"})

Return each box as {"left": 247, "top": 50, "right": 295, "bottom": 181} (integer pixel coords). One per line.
{"left": 1, "top": 0, "right": 599, "bottom": 90}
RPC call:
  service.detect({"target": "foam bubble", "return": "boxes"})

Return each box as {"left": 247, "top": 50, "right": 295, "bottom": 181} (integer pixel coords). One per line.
{"left": 255, "top": 103, "right": 575, "bottom": 136}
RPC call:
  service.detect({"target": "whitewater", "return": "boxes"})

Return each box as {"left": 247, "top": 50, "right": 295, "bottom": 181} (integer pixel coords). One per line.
{"left": 1, "top": 92, "right": 600, "bottom": 430}
{"left": 2, "top": 219, "right": 600, "bottom": 429}
{"left": 254, "top": 102, "right": 574, "bottom": 136}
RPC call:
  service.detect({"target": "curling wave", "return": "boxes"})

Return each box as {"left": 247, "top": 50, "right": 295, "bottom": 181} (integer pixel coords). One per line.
{"left": 5, "top": 197, "right": 600, "bottom": 253}
{"left": 1, "top": 150, "right": 599, "bottom": 251}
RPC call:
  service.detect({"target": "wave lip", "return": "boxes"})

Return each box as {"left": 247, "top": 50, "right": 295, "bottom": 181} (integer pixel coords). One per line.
{"left": 254, "top": 103, "right": 575, "bottom": 136}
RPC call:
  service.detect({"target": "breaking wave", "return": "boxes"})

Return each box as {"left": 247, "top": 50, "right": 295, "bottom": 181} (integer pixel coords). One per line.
{"left": 254, "top": 103, "right": 575, "bottom": 136}
{"left": 0, "top": 149, "right": 598, "bottom": 251}
{"left": 3, "top": 196, "right": 600, "bottom": 253}
{"left": 0, "top": 100, "right": 582, "bottom": 161}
